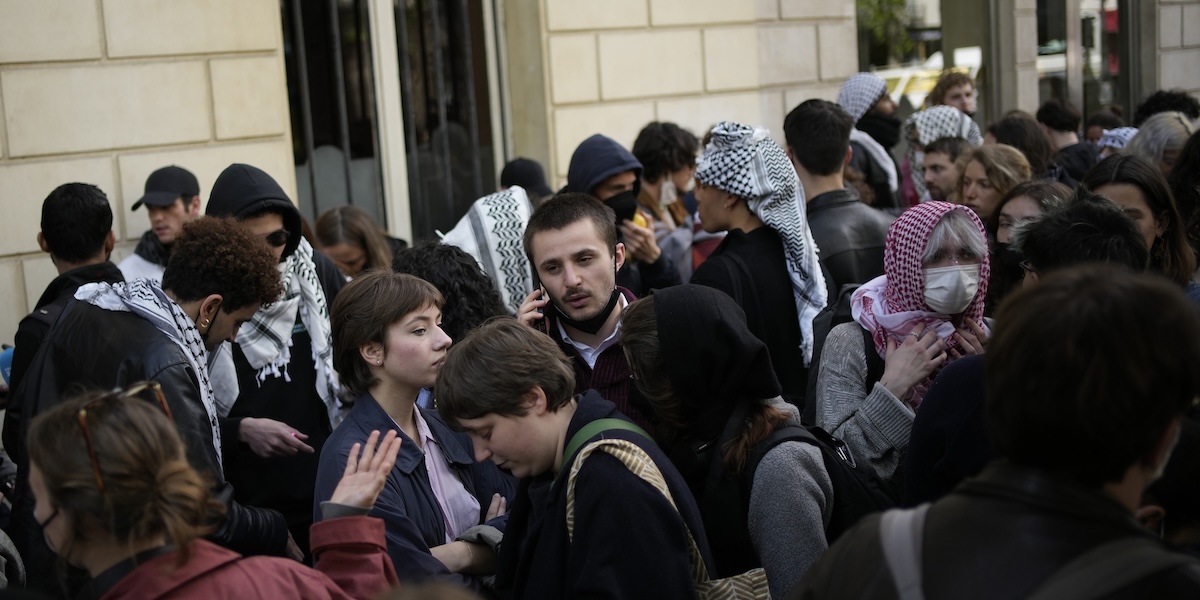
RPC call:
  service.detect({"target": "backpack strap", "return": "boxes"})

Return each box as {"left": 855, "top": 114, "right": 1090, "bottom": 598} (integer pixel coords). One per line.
{"left": 879, "top": 504, "right": 931, "bottom": 600}
{"left": 1025, "top": 537, "right": 1199, "bottom": 600}
{"left": 552, "top": 418, "right": 651, "bottom": 492}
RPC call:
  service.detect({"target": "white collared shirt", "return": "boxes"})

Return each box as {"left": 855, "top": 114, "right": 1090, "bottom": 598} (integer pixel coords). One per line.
{"left": 556, "top": 293, "right": 628, "bottom": 369}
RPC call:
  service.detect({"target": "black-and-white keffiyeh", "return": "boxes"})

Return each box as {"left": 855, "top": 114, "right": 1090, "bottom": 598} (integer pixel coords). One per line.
{"left": 838, "top": 73, "right": 899, "bottom": 193}
{"left": 223, "top": 237, "right": 340, "bottom": 426}
{"left": 838, "top": 73, "right": 888, "bottom": 123}
{"left": 440, "top": 186, "right": 535, "bottom": 315}
{"left": 903, "top": 106, "right": 984, "bottom": 202}
{"left": 696, "top": 121, "right": 828, "bottom": 365}
{"left": 75, "top": 280, "right": 224, "bottom": 474}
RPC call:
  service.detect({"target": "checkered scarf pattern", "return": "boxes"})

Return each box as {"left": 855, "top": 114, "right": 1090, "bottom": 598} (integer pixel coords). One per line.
{"left": 838, "top": 73, "right": 889, "bottom": 124}
{"left": 76, "top": 280, "right": 224, "bottom": 474}
{"left": 902, "top": 106, "right": 983, "bottom": 203}
{"left": 697, "top": 121, "right": 828, "bottom": 365}
{"left": 850, "top": 202, "right": 990, "bottom": 407}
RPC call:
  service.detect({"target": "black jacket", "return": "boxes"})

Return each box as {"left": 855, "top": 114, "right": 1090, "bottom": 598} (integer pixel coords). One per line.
{"left": 9, "top": 300, "right": 288, "bottom": 594}
{"left": 792, "top": 462, "right": 1200, "bottom": 599}
{"left": 806, "top": 189, "right": 895, "bottom": 299}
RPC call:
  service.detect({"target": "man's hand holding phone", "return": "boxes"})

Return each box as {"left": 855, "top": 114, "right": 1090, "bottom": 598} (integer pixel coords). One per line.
{"left": 519, "top": 287, "right": 550, "bottom": 332}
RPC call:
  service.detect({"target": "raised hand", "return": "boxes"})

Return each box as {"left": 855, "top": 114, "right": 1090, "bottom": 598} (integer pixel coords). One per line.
{"left": 330, "top": 429, "right": 401, "bottom": 509}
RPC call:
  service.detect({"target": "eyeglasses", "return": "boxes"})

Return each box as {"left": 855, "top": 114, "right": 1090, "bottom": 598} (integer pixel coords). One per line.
{"left": 1019, "top": 260, "right": 1037, "bottom": 275}
{"left": 77, "top": 381, "right": 174, "bottom": 495}
{"left": 263, "top": 229, "right": 290, "bottom": 248}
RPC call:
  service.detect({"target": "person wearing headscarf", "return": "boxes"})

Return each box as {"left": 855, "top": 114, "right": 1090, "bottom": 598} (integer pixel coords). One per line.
{"left": 1098, "top": 126, "right": 1138, "bottom": 157}
{"left": 837, "top": 73, "right": 901, "bottom": 209}
{"left": 814, "top": 202, "right": 990, "bottom": 490}
{"left": 900, "top": 106, "right": 984, "bottom": 207}
{"left": 439, "top": 185, "right": 536, "bottom": 315}
{"left": 690, "top": 121, "right": 827, "bottom": 409}
{"left": 621, "top": 284, "right": 833, "bottom": 597}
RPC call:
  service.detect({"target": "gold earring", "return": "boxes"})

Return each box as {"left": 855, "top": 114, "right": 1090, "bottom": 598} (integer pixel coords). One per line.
{"left": 200, "top": 319, "right": 211, "bottom": 329}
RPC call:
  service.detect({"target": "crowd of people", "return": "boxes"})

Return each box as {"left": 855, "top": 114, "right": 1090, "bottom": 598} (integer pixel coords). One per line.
{"left": 1, "top": 71, "right": 1200, "bottom": 600}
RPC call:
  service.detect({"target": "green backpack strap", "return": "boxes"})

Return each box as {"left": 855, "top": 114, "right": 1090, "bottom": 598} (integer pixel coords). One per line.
{"left": 552, "top": 418, "right": 651, "bottom": 492}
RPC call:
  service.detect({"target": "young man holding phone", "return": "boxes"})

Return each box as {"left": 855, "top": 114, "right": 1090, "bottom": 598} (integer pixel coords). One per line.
{"left": 516, "top": 193, "right": 652, "bottom": 430}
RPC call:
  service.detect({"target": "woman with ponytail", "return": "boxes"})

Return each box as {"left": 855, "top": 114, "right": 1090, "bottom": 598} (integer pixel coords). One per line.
{"left": 27, "top": 383, "right": 400, "bottom": 599}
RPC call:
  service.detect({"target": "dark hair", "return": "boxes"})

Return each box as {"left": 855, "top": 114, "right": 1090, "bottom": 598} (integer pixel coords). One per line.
{"left": 620, "top": 296, "right": 786, "bottom": 474}
{"left": 329, "top": 271, "right": 443, "bottom": 396}
{"left": 1168, "top": 130, "right": 1200, "bottom": 259}
{"left": 523, "top": 193, "right": 617, "bottom": 262}
{"left": 928, "top": 72, "right": 974, "bottom": 107}
{"left": 632, "top": 122, "right": 699, "bottom": 184}
{"left": 924, "top": 136, "right": 971, "bottom": 163}
{"left": 1085, "top": 110, "right": 1125, "bottom": 131}
{"left": 28, "top": 389, "right": 224, "bottom": 569}
{"left": 392, "top": 242, "right": 509, "bottom": 342}
{"left": 436, "top": 318, "right": 576, "bottom": 426}
{"left": 1015, "top": 192, "right": 1149, "bottom": 274}
{"left": 989, "top": 180, "right": 1070, "bottom": 237}
{"left": 986, "top": 264, "right": 1200, "bottom": 487}
{"left": 161, "top": 217, "right": 283, "bottom": 312}
{"left": 315, "top": 205, "right": 394, "bottom": 273}
{"left": 40, "top": 183, "right": 113, "bottom": 263}
{"left": 1145, "top": 419, "right": 1200, "bottom": 544}
{"left": 987, "top": 113, "right": 1057, "bottom": 176}
{"left": 1036, "top": 98, "right": 1082, "bottom": 133}
{"left": 1079, "top": 154, "right": 1196, "bottom": 286}
{"left": 783, "top": 99, "right": 854, "bottom": 176}
{"left": 1133, "top": 89, "right": 1200, "bottom": 127}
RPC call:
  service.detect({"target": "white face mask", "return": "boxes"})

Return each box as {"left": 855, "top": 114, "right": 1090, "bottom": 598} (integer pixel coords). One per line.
{"left": 661, "top": 178, "right": 678, "bottom": 207}
{"left": 923, "top": 264, "right": 981, "bottom": 315}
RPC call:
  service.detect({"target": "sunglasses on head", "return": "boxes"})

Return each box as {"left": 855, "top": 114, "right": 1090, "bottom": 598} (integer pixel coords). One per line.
{"left": 78, "top": 381, "right": 174, "bottom": 495}
{"left": 264, "top": 229, "right": 290, "bottom": 248}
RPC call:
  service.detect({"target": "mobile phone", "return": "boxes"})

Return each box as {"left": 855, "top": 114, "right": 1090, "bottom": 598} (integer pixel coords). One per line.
{"left": 530, "top": 269, "right": 548, "bottom": 334}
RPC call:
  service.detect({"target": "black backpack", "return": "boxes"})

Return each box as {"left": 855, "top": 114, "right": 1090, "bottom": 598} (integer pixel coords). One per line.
{"left": 745, "top": 423, "right": 896, "bottom": 543}
{"left": 803, "top": 282, "right": 884, "bottom": 426}
{"left": 697, "top": 403, "right": 897, "bottom": 577}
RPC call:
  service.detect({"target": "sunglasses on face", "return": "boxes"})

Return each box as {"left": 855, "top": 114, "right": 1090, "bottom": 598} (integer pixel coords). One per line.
{"left": 78, "top": 381, "right": 174, "bottom": 495}
{"left": 263, "top": 229, "right": 290, "bottom": 248}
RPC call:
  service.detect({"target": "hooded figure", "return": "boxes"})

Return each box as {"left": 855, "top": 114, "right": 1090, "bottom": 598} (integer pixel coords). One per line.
{"left": 817, "top": 201, "right": 991, "bottom": 485}
{"left": 622, "top": 284, "right": 833, "bottom": 596}
{"left": 838, "top": 73, "right": 901, "bottom": 207}
{"left": 205, "top": 163, "right": 347, "bottom": 558}
{"left": 564, "top": 134, "right": 682, "bottom": 296}
{"left": 901, "top": 106, "right": 984, "bottom": 206}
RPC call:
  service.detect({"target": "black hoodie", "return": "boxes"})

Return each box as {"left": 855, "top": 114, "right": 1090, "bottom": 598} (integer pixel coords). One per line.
{"left": 206, "top": 163, "right": 304, "bottom": 259}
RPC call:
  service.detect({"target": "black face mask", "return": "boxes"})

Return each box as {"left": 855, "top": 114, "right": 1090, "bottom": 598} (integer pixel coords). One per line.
{"left": 604, "top": 190, "right": 639, "bottom": 226}
{"left": 857, "top": 113, "right": 902, "bottom": 149}
{"left": 552, "top": 288, "right": 621, "bottom": 335}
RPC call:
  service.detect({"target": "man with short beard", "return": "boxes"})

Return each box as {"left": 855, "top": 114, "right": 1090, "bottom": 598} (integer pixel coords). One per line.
{"left": 516, "top": 193, "right": 652, "bottom": 430}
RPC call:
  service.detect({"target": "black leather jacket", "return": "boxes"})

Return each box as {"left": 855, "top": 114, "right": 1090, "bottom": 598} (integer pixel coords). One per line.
{"left": 806, "top": 189, "right": 895, "bottom": 299}
{"left": 10, "top": 299, "right": 288, "bottom": 593}
{"left": 792, "top": 462, "right": 1200, "bottom": 599}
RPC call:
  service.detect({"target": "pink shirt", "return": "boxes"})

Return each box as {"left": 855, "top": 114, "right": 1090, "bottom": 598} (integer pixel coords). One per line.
{"left": 413, "top": 407, "right": 481, "bottom": 542}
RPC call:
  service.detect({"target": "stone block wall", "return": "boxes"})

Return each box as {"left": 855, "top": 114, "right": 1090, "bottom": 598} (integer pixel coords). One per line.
{"left": 523, "top": 0, "right": 860, "bottom": 185}
{"left": 0, "top": 0, "right": 295, "bottom": 343}
{"left": 1159, "top": 0, "right": 1200, "bottom": 95}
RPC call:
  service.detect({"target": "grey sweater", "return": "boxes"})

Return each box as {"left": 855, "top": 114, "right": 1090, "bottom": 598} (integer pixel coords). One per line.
{"left": 747, "top": 399, "right": 834, "bottom": 598}
{"left": 814, "top": 322, "right": 915, "bottom": 484}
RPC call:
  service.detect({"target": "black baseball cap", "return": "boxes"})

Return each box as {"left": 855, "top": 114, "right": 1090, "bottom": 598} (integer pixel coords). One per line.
{"left": 131, "top": 165, "right": 200, "bottom": 210}
{"left": 500, "top": 158, "right": 553, "bottom": 198}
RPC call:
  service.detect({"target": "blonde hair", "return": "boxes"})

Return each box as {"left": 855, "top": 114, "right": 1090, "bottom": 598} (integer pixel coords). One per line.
{"left": 956, "top": 144, "right": 1032, "bottom": 200}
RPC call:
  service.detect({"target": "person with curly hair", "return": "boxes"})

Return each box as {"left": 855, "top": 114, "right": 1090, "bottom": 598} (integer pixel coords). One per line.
{"left": 8, "top": 217, "right": 293, "bottom": 595}
{"left": 632, "top": 121, "right": 703, "bottom": 280}
{"left": 928, "top": 71, "right": 977, "bottom": 116}
{"left": 392, "top": 242, "right": 509, "bottom": 344}
{"left": 1132, "top": 89, "right": 1200, "bottom": 127}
